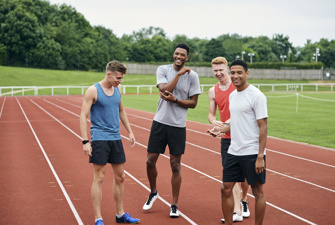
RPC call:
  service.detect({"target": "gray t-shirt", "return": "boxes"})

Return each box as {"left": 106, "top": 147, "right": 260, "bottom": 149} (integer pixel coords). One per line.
{"left": 153, "top": 64, "right": 201, "bottom": 127}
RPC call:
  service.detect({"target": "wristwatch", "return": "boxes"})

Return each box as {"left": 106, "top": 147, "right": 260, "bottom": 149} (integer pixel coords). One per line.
{"left": 82, "top": 140, "right": 89, "bottom": 144}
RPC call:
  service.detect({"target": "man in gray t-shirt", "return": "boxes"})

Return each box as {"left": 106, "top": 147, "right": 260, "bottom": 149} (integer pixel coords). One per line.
{"left": 142, "top": 43, "right": 201, "bottom": 218}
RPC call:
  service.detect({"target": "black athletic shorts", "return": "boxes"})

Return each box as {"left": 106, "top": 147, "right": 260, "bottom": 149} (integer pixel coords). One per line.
{"left": 221, "top": 138, "right": 231, "bottom": 167}
{"left": 147, "top": 120, "right": 186, "bottom": 155}
{"left": 222, "top": 153, "right": 266, "bottom": 185}
{"left": 89, "top": 140, "right": 126, "bottom": 165}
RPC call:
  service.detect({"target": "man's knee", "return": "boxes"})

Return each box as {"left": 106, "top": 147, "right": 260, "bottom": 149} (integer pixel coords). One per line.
{"left": 170, "top": 161, "right": 181, "bottom": 174}
{"left": 221, "top": 183, "right": 233, "bottom": 197}
{"left": 251, "top": 182, "right": 265, "bottom": 199}
{"left": 146, "top": 154, "right": 158, "bottom": 168}
{"left": 170, "top": 156, "right": 181, "bottom": 174}
{"left": 115, "top": 172, "right": 125, "bottom": 184}
{"left": 94, "top": 173, "right": 105, "bottom": 185}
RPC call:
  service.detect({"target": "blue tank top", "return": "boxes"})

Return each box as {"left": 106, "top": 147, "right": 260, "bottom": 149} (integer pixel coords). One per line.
{"left": 90, "top": 83, "right": 121, "bottom": 141}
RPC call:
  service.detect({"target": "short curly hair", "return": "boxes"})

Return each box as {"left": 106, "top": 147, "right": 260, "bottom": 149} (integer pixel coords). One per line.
{"left": 175, "top": 43, "right": 190, "bottom": 55}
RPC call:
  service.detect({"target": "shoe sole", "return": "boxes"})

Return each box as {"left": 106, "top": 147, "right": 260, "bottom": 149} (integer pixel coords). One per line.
{"left": 242, "top": 212, "right": 250, "bottom": 218}
{"left": 170, "top": 214, "right": 179, "bottom": 218}
{"left": 221, "top": 217, "right": 243, "bottom": 223}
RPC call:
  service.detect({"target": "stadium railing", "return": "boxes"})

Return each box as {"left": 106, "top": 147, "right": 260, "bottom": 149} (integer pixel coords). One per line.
{"left": 0, "top": 83, "right": 334, "bottom": 96}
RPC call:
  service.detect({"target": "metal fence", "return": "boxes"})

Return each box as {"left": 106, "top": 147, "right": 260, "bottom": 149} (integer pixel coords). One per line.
{"left": 0, "top": 83, "right": 334, "bottom": 96}
{"left": 125, "top": 63, "right": 335, "bottom": 80}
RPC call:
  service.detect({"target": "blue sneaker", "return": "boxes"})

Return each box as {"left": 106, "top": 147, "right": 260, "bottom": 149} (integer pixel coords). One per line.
{"left": 116, "top": 212, "right": 140, "bottom": 224}
{"left": 94, "top": 218, "right": 104, "bottom": 225}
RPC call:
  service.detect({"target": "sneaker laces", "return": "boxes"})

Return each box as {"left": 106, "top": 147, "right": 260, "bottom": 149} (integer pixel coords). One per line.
{"left": 171, "top": 205, "right": 177, "bottom": 213}
{"left": 241, "top": 201, "right": 248, "bottom": 212}
{"left": 146, "top": 191, "right": 157, "bottom": 204}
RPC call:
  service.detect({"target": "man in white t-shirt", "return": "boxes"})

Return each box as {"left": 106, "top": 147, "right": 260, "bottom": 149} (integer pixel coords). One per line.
{"left": 213, "top": 59, "right": 268, "bottom": 225}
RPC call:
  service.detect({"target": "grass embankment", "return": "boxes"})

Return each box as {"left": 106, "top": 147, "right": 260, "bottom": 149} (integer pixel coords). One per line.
{"left": 1, "top": 66, "right": 334, "bottom": 149}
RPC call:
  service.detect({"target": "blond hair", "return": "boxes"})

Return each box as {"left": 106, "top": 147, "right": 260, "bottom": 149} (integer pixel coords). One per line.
{"left": 211, "top": 57, "right": 228, "bottom": 65}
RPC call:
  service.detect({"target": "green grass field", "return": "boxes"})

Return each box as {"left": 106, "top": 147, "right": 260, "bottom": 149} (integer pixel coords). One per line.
{"left": 1, "top": 66, "right": 334, "bottom": 149}
{"left": 121, "top": 92, "right": 335, "bottom": 149}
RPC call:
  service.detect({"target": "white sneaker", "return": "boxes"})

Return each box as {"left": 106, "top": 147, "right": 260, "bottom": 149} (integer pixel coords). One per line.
{"left": 221, "top": 213, "right": 243, "bottom": 223}
{"left": 170, "top": 205, "right": 179, "bottom": 217}
{"left": 143, "top": 191, "right": 159, "bottom": 210}
{"left": 233, "top": 213, "right": 243, "bottom": 222}
{"left": 241, "top": 201, "right": 250, "bottom": 218}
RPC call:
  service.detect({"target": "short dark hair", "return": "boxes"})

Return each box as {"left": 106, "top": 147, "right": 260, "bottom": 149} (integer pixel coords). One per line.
{"left": 175, "top": 43, "right": 190, "bottom": 55}
{"left": 229, "top": 59, "right": 248, "bottom": 72}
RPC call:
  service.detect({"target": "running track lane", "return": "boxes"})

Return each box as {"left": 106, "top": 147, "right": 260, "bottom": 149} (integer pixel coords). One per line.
{"left": 1, "top": 95, "right": 334, "bottom": 225}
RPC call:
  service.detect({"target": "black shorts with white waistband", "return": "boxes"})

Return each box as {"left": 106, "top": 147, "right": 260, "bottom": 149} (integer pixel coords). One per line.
{"left": 147, "top": 120, "right": 186, "bottom": 155}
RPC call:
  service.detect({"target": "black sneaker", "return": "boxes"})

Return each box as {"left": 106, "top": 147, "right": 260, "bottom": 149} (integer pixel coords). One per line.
{"left": 170, "top": 205, "right": 179, "bottom": 217}
{"left": 143, "top": 190, "right": 159, "bottom": 210}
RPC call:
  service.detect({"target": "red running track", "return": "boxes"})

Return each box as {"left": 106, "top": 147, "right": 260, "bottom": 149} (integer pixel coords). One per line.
{"left": 0, "top": 95, "right": 334, "bottom": 225}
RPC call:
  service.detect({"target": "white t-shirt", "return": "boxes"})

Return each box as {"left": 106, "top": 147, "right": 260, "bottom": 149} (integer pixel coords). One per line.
{"left": 228, "top": 84, "right": 268, "bottom": 156}
{"left": 153, "top": 64, "right": 201, "bottom": 127}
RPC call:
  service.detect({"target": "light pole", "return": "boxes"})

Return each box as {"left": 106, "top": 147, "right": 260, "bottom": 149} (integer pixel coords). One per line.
{"left": 236, "top": 55, "right": 240, "bottom": 59}
{"left": 280, "top": 54, "right": 287, "bottom": 63}
{"left": 248, "top": 53, "right": 255, "bottom": 63}
{"left": 313, "top": 48, "right": 320, "bottom": 62}
{"left": 241, "top": 51, "right": 246, "bottom": 60}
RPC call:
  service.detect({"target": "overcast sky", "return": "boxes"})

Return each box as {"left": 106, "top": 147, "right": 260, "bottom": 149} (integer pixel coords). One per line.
{"left": 47, "top": 0, "right": 335, "bottom": 47}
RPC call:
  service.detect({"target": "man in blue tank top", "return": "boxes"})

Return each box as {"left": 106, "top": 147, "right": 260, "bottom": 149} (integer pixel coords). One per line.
{"left": 80, "top": 61, "right": 140, "bottom": 225}
{"left": 142, "top": 43, "right": 201, "bottom": 217}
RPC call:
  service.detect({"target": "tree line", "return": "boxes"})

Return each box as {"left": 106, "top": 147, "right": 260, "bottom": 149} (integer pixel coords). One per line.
{"left": 1, "top": 0, "right": 334, "bottom": 71}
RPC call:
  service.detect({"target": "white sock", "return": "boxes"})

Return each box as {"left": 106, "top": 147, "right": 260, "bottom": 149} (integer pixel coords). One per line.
{"left": 116, "top": 213, "right": 125, "bottom": 218}
{"left": 95, "top": 218, "right": 103, "bottom": 222}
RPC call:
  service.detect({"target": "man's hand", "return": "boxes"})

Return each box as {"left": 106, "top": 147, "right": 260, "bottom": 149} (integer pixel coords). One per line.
{"left": 129, "top": 132, "right": 136, "bottom": 147}
{"left": 83, "top": 143, "right": 92, "bottom": 156}
{"left": 255, "top": 156, "right": 265, "bottom": 174}
{"left": 177, "top": 66, "right": 191, "bottom": 76}
{"left": 159, "top": 90, "right": 176, "bottom": 102}
{"left": 207, "top": 128, "right": 223, "bottom": 138}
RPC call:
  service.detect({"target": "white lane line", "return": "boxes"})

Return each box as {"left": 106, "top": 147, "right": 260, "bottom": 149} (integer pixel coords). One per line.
{"left": 16, "top": 97, "right": 83, "bottom": 225}
{"left": 266, "top": 149, "right": 335, "bottom": 169}
{"left": 33, "top": 98, "right": 197, "bottom": 225}
{"left": 128, "top": 121, "right": 335, "bottom": 193}
{"left": 120, "top": 135, "right": 316, "bottom": 225}
{"left": 49, "top": 97, "right": 335, "bottom": 192}
{"left": 125, "top": 171, "right": 197, "bottom": 225}
{"left": 0, "top": 96, "right": 6, "bottom": 119}
{"left": 127, "top": 113, "right": 335, "bottom": 167}
{"left": 268, "top": 136, "right": 335, "bottom": 152}
{"left": 42, "top": 97, "right": 318, "bottom": 225}
{"left": 267, "top": 169, "right": 335, "bottom": 193}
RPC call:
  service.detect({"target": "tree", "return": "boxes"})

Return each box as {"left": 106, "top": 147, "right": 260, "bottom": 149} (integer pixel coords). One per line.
{"left": 203, "top": 38, "right": 227, "bottom": 62}
{"left": 272, "top": 34, "right": 294, "bottom": 55}
{"left": 30, "top": 38, "right": 62, "bottom": 69}
{"left": 0, "top": 44, "right": 8, "bottom": 65}
{"left": 320, "top": 45, "right": 335, "bottom": 68}
{"left": 0, "top": 0, "right": 41, "bottom": 66}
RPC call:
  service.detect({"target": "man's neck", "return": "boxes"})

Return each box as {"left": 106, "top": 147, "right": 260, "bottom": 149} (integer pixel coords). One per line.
{"left": 237, "top": 83, "right": 250, "bottom": 92}
{"left": 218, "top": 79, "right": 231, "bottom": 90}
{"left": 173, "top": 63, "right": 184, "bottom": 71}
